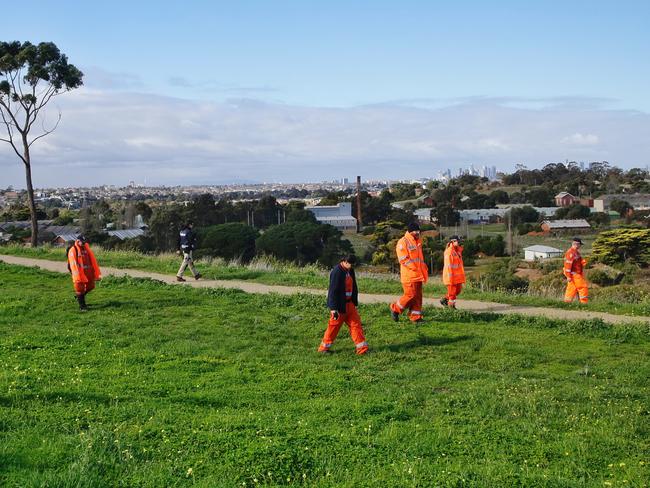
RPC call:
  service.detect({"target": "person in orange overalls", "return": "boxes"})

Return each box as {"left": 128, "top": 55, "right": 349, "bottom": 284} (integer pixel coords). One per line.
{"left": 390, "top": 222, "right": 429, "bottom": 323}
{"left": 67, "top": 235, "right": 102, "bottom": 311}
{"left": 440, "top": 235, "right": 465, "bottom": 309}
{"left": 563, "top": 237, "right": 589, "bottom": 304}
{"left": 318, "top": 255, "right": 369, "bottom": 355}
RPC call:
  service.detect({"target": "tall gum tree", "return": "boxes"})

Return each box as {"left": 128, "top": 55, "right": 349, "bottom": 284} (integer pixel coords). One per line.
{"left": 0, "top": 41, "right": 83, "bottom": 246}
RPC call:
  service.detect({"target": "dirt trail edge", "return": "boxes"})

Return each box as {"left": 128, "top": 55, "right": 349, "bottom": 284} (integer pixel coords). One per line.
{"left": 2, "top": 254, "right": 648, "bottom": 326}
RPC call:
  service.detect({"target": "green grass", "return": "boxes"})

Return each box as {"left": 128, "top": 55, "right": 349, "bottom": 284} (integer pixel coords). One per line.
{"left": 3, "top": 245, "right": 650, "bottom": 317}
{"left": 1, "top": 262, "right": 650, "bottom": 486}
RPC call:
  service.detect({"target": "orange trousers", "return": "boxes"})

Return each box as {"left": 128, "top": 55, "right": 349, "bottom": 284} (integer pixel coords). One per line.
{"left": 390, "top": 281, "right": 423, "bottom": 321}
{"left": 319, "top": 302, "right": 368, "bottom": 354}
{"left": 564, "top": 274, "right": 589, "bottom": 304}
{"left": 73, "top": 280, "right": 95, "bottom": 296}
{"left": 445, "top": 284, "right": 463, "bottom": 304}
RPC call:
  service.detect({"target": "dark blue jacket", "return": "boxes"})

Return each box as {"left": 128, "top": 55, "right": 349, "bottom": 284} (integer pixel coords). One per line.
{"left": 178, "top": 227, "right": 197, "bottom": 251}
{"left": 327, "top": 264, "right": 358, "bottom": 313}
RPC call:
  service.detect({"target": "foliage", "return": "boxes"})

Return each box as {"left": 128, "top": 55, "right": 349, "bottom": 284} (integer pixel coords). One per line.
{"left": 389, "top": 182, "right": 419, "bottom": 201}
{"left": 0, "top": 41, "right": 83, "bottom": 246}
{"left": 489, "top": 189, "right": 510, "bottom": 204}
{"left": 1, "top": 204, "right": 47, "bottom": 221}
{"left": 591, "top": 228, "right": 650, "bottom": 267}
{"left": 431, "top": 204, "right": 460, "bottom": 226}
{"left": 470, "top": 259, "right": 529, "bottom": 293}
{"left": 586, "top": 269, "right": 616, "bottom": 287}
{"left": 591, "top": 283, "right": 650, "bottom": 304}
{"left": 146, "top": 205, "right": 186, "bottom": 252}
{"left": 255, "top": 221, "right": 352, "bottom": 266}
{"left": 609, "top": 199, "right": 632, "bottom": 217}
{"left": 462, "top": 235, "right": 506, "bottom": 257}
{"left": 555, "top": 204, "right": 591, "bottom": 219}
{"left": 586, "top": 211, "right": 610, "bottom": 228}
{"left": 198, "top": 223, "right": 259, "bottom": 262}
{"left": 284, "top": 201, "right": 318, "bottom": 224}
{"left": 517, "top": 222, "right": 542, "bottom": 235}
{"left": 507, "top": 206, "right": 539, "bottom": 226}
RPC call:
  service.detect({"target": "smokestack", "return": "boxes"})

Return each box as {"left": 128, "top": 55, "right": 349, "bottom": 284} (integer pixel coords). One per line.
{"left": 356, "top": 175, "right": 362, "bottom": 233}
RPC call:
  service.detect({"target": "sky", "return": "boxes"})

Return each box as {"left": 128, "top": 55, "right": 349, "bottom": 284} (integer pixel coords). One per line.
{"left": 1, "top": 0, "right": 649, "bottom": 188}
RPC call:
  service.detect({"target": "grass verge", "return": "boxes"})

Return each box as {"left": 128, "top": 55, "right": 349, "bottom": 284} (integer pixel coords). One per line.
{"left": 1, "top": 262, "right": 649, "bottom": 486}
{"left": 1, "top": 245, "right": 649, "bottom": 317}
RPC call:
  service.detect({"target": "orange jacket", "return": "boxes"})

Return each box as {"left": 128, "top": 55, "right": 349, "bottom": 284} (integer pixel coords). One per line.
{"left": 68, "top": 241, "right": 101, "bottom": 283}
{"left": 563, "top": 247, "right": 586, "bottom": 280}
{"left": 443, "top": 242, "right": 465, "bottom": 285}
{"left": 396, "top": 232, "right": 428, "bottom": 284}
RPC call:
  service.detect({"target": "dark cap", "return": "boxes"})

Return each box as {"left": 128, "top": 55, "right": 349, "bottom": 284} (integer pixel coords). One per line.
{"left": 76, "top": 234, "right": 87, "bottom": 243}
{"left": 449, "top": 235, "right": 460, "bottom": 242}
{"left": 407, "top": 222, "right": 421, "bottom": 232}
{"left": 572, "top": 237, "right": 583, "bottom": 244}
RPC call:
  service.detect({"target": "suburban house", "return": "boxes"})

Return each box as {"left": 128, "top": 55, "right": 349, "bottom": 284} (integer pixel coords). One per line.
{"left": 52, "top": 233, "right": 80, "bottom": 246}
{"left": 523, "top": 245, "right": 563, "bottom": 261}
{"left": 305, "top": 202, "right": 358, "bottom": 231}
{"left": 414, "top": 208, "right": 434, "bottom": 223}
{"left": 458, "top": 206, "right": 561, "bottom": 224}
{"left": 108, "top": 228, "right": 146, "bottom": 240}
{"left": 593, "top": 193, "right": 650, "bottom": 212}
{"left": 554, "top": 192, "right": 579, "bottom": 207}
{"left": 541, "top": 219, "right": 591, "bottom": 234}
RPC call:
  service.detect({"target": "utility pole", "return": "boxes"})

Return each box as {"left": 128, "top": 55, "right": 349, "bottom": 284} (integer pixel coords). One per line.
{"left": 356, "top": 175, "right": 363, "bottom": 233}
{"left": 507, "top": 215, "right": 513, "bottom": 256}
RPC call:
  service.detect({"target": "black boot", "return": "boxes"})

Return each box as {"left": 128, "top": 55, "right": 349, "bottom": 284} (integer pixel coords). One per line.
{"left": 77, "top": 294, "right": 88, "bottom": 312}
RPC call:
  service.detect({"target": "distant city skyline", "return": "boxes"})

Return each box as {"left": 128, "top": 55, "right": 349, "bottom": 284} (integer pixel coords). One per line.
{"left": 2, "top": 1, "right": 649, "bottom": 188}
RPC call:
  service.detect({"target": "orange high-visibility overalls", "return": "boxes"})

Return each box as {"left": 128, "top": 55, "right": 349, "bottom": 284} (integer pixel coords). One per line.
{"left": 68, "top": 241, "right": 102, "bottom": 296}
{"left": 563, "top": 248, "right": 588, "bottom": 303}
{"left": 443, "top": 243, "right": 465, "bottom": 307}
{"left": 390, "top": 232, "right": 428, "bottom": 321}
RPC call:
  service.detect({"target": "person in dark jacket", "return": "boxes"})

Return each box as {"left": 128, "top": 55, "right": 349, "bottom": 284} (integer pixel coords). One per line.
{"left": 176, "top": 221, "right": 202, "bottom": 282}
{"left": 318, "top": 255, "right": 369, "bottom": 355}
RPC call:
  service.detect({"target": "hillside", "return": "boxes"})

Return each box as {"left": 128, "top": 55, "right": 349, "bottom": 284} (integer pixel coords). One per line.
{"left": 1, "top": 263, "right": 649, "bottom": 486}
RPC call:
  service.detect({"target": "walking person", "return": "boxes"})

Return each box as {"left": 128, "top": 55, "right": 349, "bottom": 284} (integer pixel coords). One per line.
{"left": 318, "top": 255, "right": 369, "bottom": 355}
{"left": 441, "top": 235, "right": 465, "bottom": 309}
{"left": 563, "top": 237, "right": 589, "bottom": 304}
{"left": 176, "top": 221, "right": 201, "bottom": 282}
{"left": 390, "top": 222, "right": 428, "bottom": 323}
{"left": 67, "top": 235, "right": 102, "bottom": 312}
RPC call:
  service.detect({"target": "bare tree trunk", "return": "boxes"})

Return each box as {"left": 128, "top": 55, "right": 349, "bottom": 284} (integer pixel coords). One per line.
{"left": 22, "top": 137, "right": 38, "bottom": 247}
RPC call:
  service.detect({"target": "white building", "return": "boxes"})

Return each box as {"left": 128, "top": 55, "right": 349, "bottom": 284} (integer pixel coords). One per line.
{"left": 305, "top": 202, "right": 358, "bottom": 231}
{"left": 523, "top": 245, "right": 563, "bottom": 261}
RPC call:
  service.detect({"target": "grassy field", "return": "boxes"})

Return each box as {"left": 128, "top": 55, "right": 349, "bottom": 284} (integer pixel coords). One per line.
{"left": 2, "top": 245, "right": 650, "bottom": 317}
{"left": 1, "top": 262, "right": 649, "bottom": 486}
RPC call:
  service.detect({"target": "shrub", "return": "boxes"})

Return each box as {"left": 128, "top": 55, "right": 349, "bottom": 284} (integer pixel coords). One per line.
{"left": 469, "top": 260, "right": 529, "bottom": 293}
{"left": 586, "top": 269, "right": 615, "bottom": 287}
{"left": 255, "top": 221, "right": 352, "bottom": 267}
{"left": 591, "top": 228, "right": 650, "bottom": 266}
{"left": 591, "top": 284, "right": 650, "bottom": 304}
{"left": 199, "top": 223, "right": 259, "bottom": 262}
{"left": 527, "top": 271, "right": 565, "bottom": 298}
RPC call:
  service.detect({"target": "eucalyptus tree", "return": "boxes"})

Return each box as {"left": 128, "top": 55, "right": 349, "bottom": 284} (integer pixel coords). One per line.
{"left": 0, "top": 41, "right": 83, "bottom": 246}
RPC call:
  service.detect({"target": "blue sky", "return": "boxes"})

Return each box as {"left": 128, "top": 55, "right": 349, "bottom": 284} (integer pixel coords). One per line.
{"left": 1, "top": 1, "right": 649, "bottom": 187}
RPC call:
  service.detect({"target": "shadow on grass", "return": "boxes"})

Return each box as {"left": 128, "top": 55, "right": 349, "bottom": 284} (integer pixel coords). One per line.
{"left": 379, "top": 334, "right": 474, "bottom": 352}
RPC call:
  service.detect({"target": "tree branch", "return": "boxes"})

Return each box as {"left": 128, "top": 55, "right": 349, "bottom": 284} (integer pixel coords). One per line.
{"left": 28, "top": 111, "right": 61, "bottom": 147}
{"left": 0, "top": 106, "right": 27, "bottom": 165}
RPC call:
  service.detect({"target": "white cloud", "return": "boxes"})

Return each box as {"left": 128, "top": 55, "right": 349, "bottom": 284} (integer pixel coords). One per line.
{"left": 561, "top": 133, "right": 600, "bottom": 146}
{"left": 1, "top": 89, "right": 648, "bottom": 188}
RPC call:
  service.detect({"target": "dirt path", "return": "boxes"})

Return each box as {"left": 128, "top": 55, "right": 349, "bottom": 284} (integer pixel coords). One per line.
{"left": 2, "top": 254, "right": 648, "bottom": 326}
